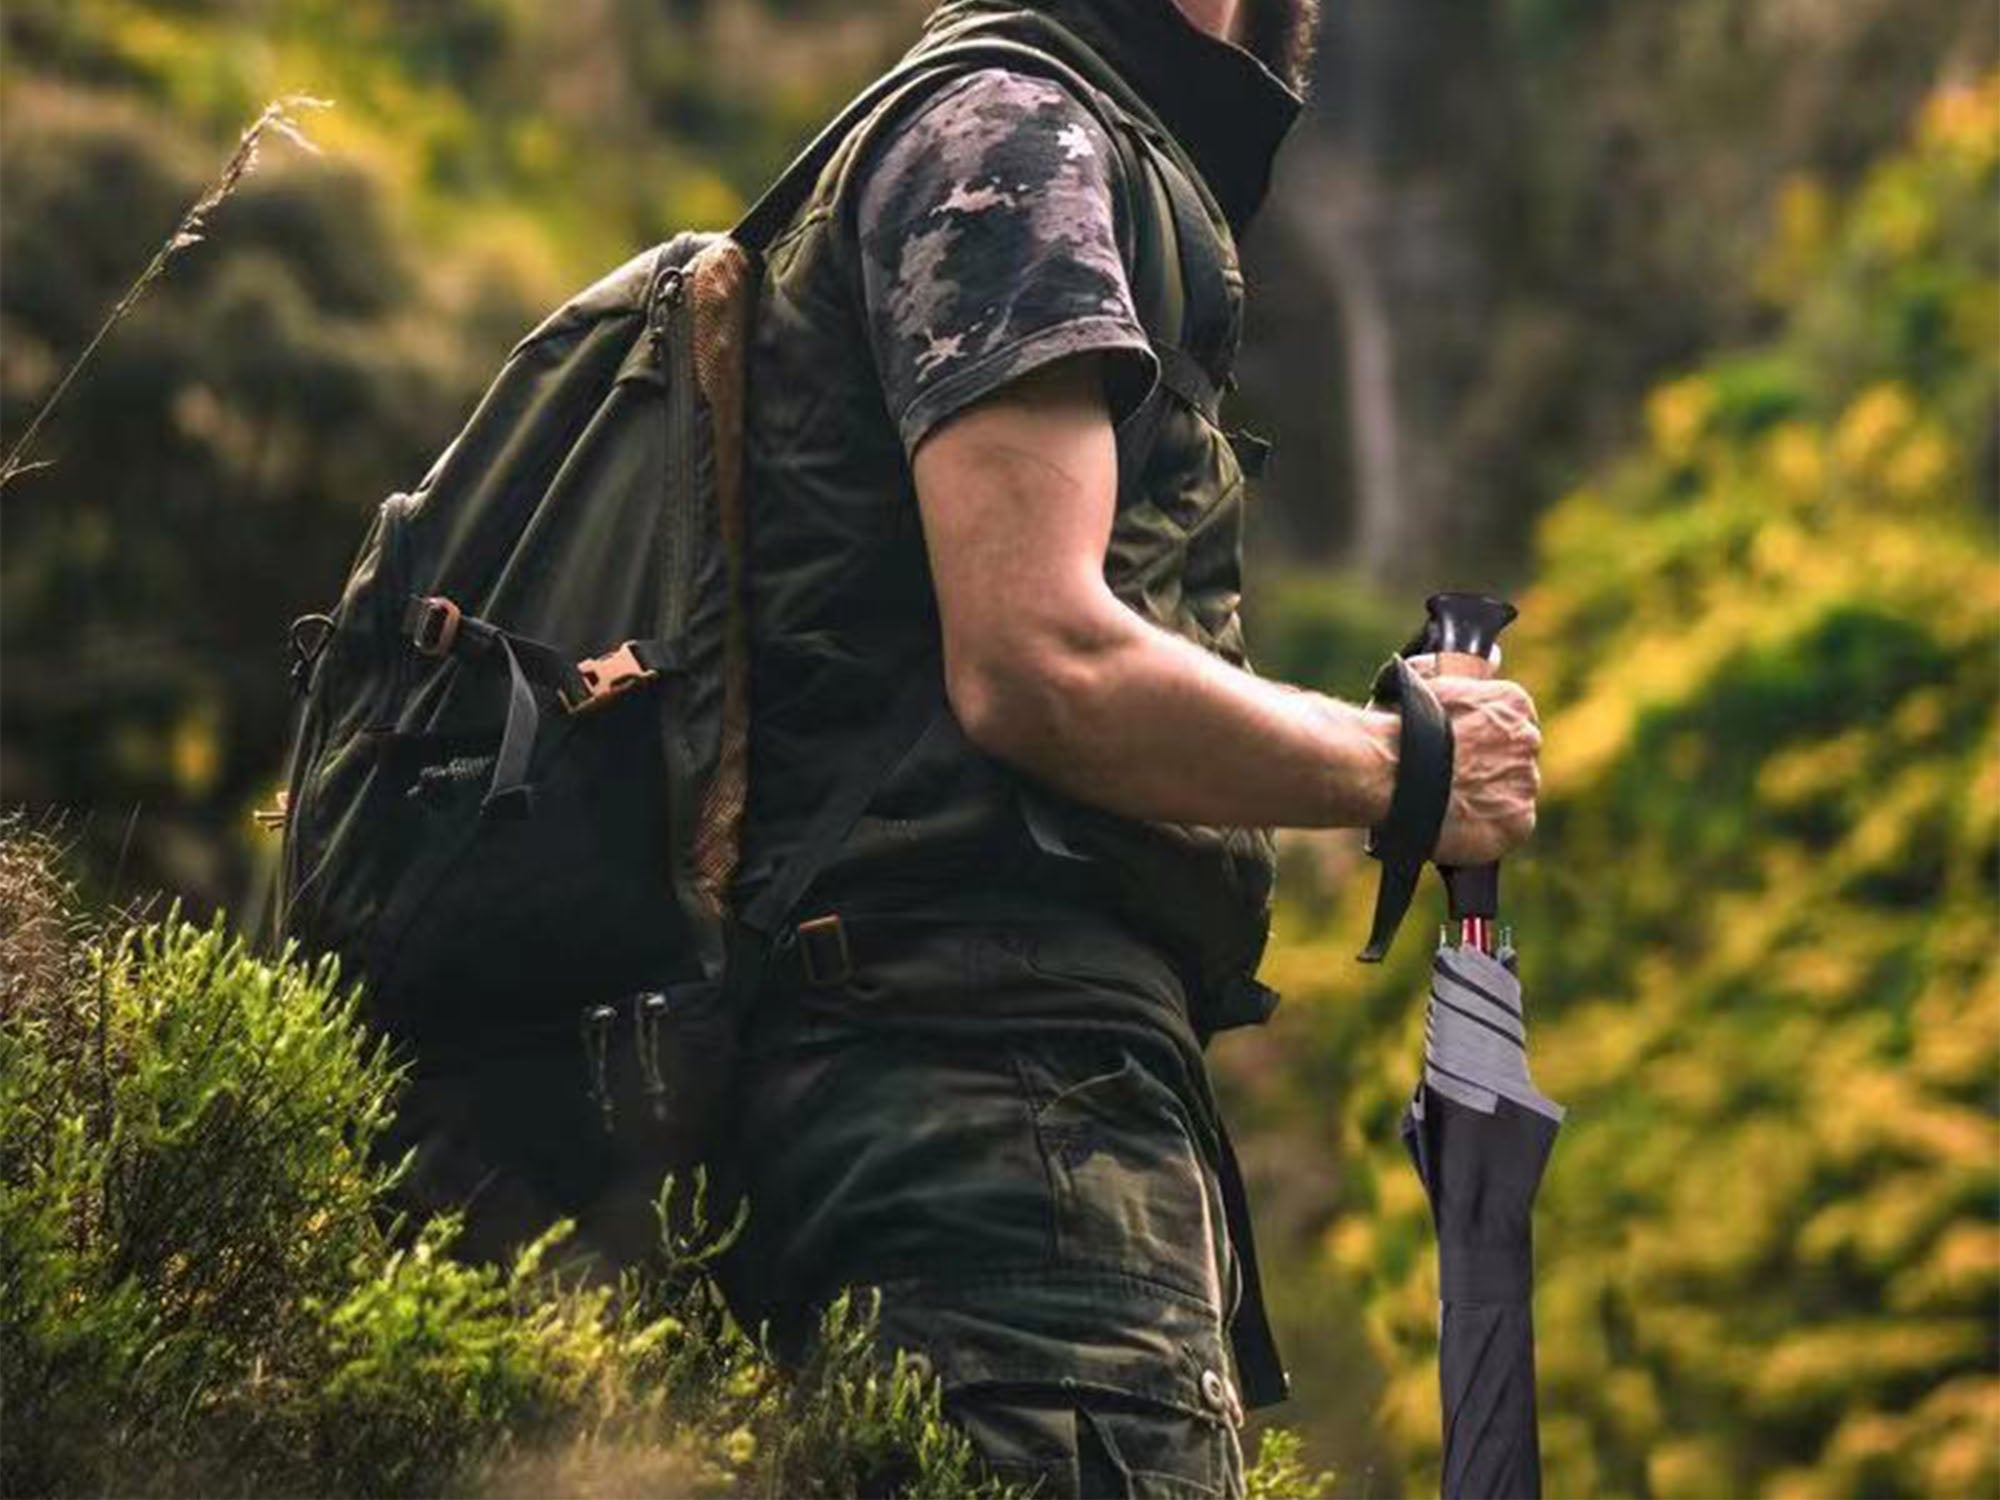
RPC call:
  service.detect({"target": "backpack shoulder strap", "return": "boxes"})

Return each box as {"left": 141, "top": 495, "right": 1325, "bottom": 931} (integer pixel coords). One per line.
{"left": 737, "top": 662, "right": 942, "bottom": 940}
{"left": 1136, "top": 133, "right": 1234, "bottom": 411}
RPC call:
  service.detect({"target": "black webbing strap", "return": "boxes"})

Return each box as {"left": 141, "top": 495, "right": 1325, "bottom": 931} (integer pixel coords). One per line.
{"left": 1142, "top": 141, "right": 1235, "bottom": 397}
{"left": 738, "top": 666, "right": 943, "bottom": 939}
{"left": 1120, "top": 119, "right": 1183, "bottom": 358}
{"left": 1107, "top": 120, "right": 1181, "bottom": 506}
{"left": 1153, "top": 344, "right": 1223, "bottom": 425}
{"left": 1358, "top": 656, "right": 1456, "bottom": 962}
{"left": 628, "top": 639, "right": 677, "bottom": 674}
{"left": 400, "top": 597, "right": 588, "bottom": 693}
{"left": 481, "top": 633, "right": 541, "bottom": 818}
{"left": 1112, "top": 119, "right": 1233, "bottom": 503}
{"left": 399, "top": 595, "right": 681, "bottom": 819}
{"left": 1216, "top": 1115, "right": 1291, "bottom": 1408}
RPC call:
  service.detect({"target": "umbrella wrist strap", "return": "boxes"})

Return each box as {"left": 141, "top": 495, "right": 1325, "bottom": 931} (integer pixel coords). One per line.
{"left": 1358, "top": 655, "right": 1455, "bottom": 962}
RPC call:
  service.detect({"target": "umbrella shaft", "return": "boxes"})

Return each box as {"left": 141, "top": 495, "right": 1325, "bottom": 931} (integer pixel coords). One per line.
{"left": 1459, "top": 917, "right": 1492, "bottom": 953}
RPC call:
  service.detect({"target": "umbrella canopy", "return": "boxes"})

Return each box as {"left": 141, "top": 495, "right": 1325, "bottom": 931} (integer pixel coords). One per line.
{"left": 1403, "top": 937, "right": 1565, "bottom": 1500}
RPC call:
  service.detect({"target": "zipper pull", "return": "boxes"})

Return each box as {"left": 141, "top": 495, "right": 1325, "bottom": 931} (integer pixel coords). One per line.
{"left": 288, "top": 613, "right": 336, "bottom": 697}
{"left": 581, "top": 1003, "right": 618, "bottom": 1134}
{"left": 634, "top": 991, "right": 670, "bottom": 1123}
{"left": 648, "top": 264, "right": 687, "bottom": 363}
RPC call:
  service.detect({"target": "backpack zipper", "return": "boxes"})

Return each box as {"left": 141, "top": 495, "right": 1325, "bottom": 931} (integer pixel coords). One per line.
{"left": 651, "top": 261, "right": 695, "bottom": 644}
{"left": 649, "top": 253, "right": 705, "bottom": 939}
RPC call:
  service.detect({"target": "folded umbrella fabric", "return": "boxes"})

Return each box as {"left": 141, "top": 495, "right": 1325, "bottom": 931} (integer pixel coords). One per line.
{"left": 1403, "top": 941, "right": 1564, "bottom": 1500}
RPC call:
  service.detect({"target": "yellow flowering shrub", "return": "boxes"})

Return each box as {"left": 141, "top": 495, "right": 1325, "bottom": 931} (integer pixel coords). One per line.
{"left": 1285, "top": 73, "right": 1998, "bottom": 1498}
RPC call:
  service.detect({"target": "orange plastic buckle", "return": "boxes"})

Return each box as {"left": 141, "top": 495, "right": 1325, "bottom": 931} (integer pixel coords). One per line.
{"left": 562, "top": 642, "right": 659, "bottom": 715}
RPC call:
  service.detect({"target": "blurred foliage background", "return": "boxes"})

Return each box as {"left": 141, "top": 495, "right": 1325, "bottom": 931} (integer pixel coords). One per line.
{"left": 1, "top": 1, "right": 1994, "bottom": 1494}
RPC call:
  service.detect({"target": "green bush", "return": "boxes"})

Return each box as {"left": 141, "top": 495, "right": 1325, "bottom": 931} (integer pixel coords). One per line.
{"left": 0, "top": 826, "right": 1013, "bottom": 1497}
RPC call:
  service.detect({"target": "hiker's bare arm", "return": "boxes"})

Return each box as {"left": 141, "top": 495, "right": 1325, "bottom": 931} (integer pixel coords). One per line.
{"left": 914, "top": 355, "right": 1540, "bottom": 856}
{"left": 915, "top": 355, "right": 1388, "bottom": 830}
{"left": 916, "top": 357, "right": 1388, "bottom": 830}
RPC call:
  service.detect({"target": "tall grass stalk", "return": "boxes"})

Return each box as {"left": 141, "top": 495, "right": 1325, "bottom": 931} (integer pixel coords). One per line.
{"left": 0, "top": 94, "right": 332, "bottom": 492}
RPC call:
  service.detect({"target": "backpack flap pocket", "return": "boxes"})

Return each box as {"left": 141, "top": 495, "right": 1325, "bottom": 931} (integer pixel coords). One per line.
{"left": 363, "top": 645, "right": 689, "bottom": 1040}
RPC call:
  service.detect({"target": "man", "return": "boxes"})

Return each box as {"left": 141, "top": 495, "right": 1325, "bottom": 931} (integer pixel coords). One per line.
{"left": 723, "top": 0, "right": 1542, "bottom": 1494}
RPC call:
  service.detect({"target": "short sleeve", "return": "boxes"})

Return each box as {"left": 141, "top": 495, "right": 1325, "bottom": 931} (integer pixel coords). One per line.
{"left": 851, "top": 68, "right": 1160, "bottom": 457}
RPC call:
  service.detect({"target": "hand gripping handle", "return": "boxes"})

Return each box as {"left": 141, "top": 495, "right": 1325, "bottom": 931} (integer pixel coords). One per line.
{"left": 1358, "top": 593, "right": 1518, "bottom": 961}
{"left": 1415, "top": 594, "right": 1518, "bottom": 924}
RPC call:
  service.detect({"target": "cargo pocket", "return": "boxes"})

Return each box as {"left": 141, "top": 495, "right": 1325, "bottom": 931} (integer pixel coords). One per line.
{"left": 1079, "top": 1400, "right": 1234, "bottom": 1500}
{"left": 869, "top": 1263, "right": 1244, "bottom": 1498}
{"left": 948, "top": 1397, "right": 1083, "bottom": 1497}
{"left": 945, "top": 1389, "right": 1233, "bottom": 1500}
{"left": 1028, "top": 1049, "right": 1225, "bottom": 1310}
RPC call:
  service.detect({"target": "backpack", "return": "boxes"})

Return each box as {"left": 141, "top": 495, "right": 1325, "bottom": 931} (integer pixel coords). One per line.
{"left": 270, "top": 35, "right": 1232, "bottom": 1170}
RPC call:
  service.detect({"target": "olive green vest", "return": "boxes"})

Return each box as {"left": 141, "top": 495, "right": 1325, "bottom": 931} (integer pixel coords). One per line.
{"left": 736, "top": 1, "right": 1300, "bottom": 995}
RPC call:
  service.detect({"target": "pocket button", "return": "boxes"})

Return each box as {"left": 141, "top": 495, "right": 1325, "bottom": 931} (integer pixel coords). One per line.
{"left": 1200, "top": 1367, "right": 1229, "bottom": 1412}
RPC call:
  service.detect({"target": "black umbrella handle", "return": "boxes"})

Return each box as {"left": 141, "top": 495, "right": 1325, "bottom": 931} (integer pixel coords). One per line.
{"left": 1441, "top": 861, "right": 1500, "bottom": 921}
{"left": 1412, "top": 594, "right": 1516, "bottom": 943}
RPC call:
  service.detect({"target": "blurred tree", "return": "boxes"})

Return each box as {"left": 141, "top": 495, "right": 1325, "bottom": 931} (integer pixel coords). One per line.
{"left": 1240, "top": 0, "right": 1991, "bottom": 588}
{"left": 1270, "top": 0, "right": 1520, "bottom": 586}
{"left": 0, "top": 80, "right": 535, "bottom": 908}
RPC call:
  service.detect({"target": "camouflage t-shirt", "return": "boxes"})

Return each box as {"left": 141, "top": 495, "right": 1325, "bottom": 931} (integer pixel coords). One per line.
{"left": 854, "top": 67, "right": 1160, "bottom": 455}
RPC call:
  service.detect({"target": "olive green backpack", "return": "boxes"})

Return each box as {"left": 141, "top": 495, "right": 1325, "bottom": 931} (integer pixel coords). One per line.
{"left": 272, "top": 30, "right": 1231, "bottom": 1160}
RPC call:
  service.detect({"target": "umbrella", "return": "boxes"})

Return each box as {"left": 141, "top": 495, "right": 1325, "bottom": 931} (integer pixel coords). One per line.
{"left": 1405, "top": 932, "right": 1564, "bottom": 1499}
{"left": 1361, "top": 593, "right": 1565, "bottom": 1500}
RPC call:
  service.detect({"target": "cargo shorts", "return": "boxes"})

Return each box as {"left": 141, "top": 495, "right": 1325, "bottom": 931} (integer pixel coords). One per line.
{"left": 721, "top": 909, "right": 1251, "bottom": 1499}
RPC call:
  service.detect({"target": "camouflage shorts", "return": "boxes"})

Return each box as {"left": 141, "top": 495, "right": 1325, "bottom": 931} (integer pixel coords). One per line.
{"left": 723, "top": 912, "right": 1250, "bottom": 1499}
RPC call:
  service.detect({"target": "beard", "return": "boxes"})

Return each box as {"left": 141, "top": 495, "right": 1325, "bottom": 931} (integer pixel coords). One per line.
{"left": 1233, "top": 0, "right": 1322, "bottom": 96}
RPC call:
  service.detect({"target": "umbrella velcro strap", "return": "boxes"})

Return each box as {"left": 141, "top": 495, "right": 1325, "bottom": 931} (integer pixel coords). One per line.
{"left": 1358, "top": 655, "right": 1455, "bottom": 962}
{"left": 1439, "top": 1242, "right": 1533, "bottom": 1306}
